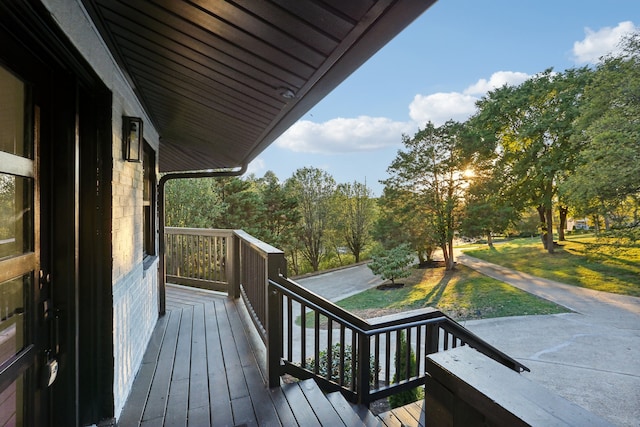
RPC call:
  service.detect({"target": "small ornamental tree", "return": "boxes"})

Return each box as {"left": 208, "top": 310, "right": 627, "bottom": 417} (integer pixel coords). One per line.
{"left": 368, "top": 244, "right": 413, "bottom": 286}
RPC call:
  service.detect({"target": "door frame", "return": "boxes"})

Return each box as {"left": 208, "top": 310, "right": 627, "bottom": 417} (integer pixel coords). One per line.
{"left": 0, "top": 2, "right": 114, "bottom": 425}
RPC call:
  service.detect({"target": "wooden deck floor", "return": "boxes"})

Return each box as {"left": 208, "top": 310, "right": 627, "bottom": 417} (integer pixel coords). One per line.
{"left": 117, "top": 284, "right": 426, "bottom": 426}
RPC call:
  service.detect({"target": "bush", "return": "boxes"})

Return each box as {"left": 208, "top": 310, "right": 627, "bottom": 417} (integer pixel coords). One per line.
{"left": 304, "top": 343, "right": 378, "bottom": 388}
{"left": 388, "top": 331, "right": 424, "bottom": 408}
{"left": 368, "top": 244, "right": 413, "bottom": 285}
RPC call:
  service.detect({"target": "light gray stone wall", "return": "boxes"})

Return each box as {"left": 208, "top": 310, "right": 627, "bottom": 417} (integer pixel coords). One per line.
{"left": 41, "top": 0, "right": 161, "bottom": 419}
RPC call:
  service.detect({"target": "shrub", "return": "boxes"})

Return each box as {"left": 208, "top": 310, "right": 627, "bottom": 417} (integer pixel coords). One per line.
{"left": 304, "top": 343, "right": 378, "bottom": 388}
{"left": 388, "top": 331, "right": 424, "bottom": 408}
{"left": 368, "top": 243, "right": 413, "bottom": 285}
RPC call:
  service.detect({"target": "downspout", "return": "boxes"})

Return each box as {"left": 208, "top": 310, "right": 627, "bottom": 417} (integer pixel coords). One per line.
{"left": 157, "top": 164, "right": 247, "bottom": 315}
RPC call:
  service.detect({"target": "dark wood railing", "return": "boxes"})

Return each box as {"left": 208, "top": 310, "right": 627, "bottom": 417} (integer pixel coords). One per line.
{"left": 266, "top": 273, "right": 529, "bottom": 405}
{"left": 164, "top": 227, "right": 529, "bottom": 406}
{"left": 165, "top": 227, "right": 234, "bottom": 292}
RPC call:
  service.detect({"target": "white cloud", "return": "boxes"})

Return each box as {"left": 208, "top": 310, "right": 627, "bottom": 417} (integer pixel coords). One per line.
{"left": 246, "top": 157, "right": 265, "bottom": 176}
{"left": 276, "top": 71, "right": 533, "bottom": 155}
{"left": 274, "top": 116, "right": 415, "bottom": 154}
{"left": 463, "top": 71, "right": 530, "bottom": 95}
{"left": 409, "top": 92, "right": 478, "bottom": 126}
{"left": 573, "top": 21, "right": 637, "bottom": 64}
{"left": 409, "top": 71, "right": 531, "bottom": 126}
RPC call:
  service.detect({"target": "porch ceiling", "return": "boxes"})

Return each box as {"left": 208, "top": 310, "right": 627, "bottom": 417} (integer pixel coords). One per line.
{"left": 80, "top": 0, "right": 436, "bottom": 173}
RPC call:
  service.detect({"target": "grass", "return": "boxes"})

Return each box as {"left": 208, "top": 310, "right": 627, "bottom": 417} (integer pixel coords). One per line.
{"left": 301, "top": 264, "right": 567, "bottom": 325}
{"left": 465, "top": 235, "right": 640, "bottom": 297}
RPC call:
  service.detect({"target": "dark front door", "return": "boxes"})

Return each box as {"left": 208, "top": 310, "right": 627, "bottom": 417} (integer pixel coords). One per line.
{"left": 0, "top": 53, "right": 49, "bottom": 426}
{"left": 1, "top": 4, "right": 114, "bottom": 425}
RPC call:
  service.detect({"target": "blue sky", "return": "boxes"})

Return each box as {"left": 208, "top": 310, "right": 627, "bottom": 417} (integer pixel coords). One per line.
{"left": 248, "top": 0, "right": 640, "bottom": 195}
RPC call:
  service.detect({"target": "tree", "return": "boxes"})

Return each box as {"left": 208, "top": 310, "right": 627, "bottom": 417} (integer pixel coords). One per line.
{"left": 367, "top": 244, "right": 413, "bottom": 286}
{"left": 287, "top": 167, "right": 336, "bottom": 271}
{"left": 255, "top": 171, "right": 301, "bottom": 249}
{"left": 460, "top": 165, "right": 518, "bottom": 247}
{"left": 164, "top": 178, "right": 224, "bottom": 228}
{"left": 214, "top": 176, "right": 265, "bottom": 236}
{"left": 473, "top": 68, "right": 591, "bottom": 253}
{"left": 334, "top": 181, "right": 375, "bottom": 262}
{"left": 374, "top": 185, "right": 437, "bottom": 263}
{"left": 388, "top": 331, "right": 423, "bottom": 408}
{"left": 384, "top": 121, "right": 466, "bottom": 270}
{"left": 560, "top": 31, "right": 640, "bottom": 227}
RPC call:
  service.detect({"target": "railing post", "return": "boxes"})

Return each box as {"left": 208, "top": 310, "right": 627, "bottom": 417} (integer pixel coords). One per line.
{"left": 227, "top": 232, "right": 240, "bottom": 299}
{"left": 426, "top": 323, "right": 439, "bottom": 354}
{"left": 357, "top": 333, "right": 370, "bottom": 404}
{"left": 266, "top": 253, "right": 286, "bottom": 388}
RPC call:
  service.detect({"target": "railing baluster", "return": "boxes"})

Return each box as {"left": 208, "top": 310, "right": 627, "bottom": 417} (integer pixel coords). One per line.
{"left": 314, "top": 311, "right": 320, "bottom": 374}
{"left": 415, "top": 325, "right": 422, "bottom": 377}
{"left": 301, "top": 303, "right": 306, "bottom": 369}
{"left": 405, "top": 328, "right": 411, "bottom": 380}
{"left": 339, "top": 325, "right": 345, "bottom": 386}
{"left": 351, "top": 330, "right": 357, "bottom": 391}
{"left": 287, "top": 297, "right": 293, "bottom": 361}
{"left": 384, "top": 331, "right": 391, "bottom": 386}
{"left": 327, "top": 319, "right": 333, "bottom": 381}
{"left": 374, "top": 333, "right": 380, "bottom": 389}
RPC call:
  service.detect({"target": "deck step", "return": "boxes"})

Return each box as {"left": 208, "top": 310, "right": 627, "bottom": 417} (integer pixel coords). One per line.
{"left": 377, "top": 400, "right": 424, "bottom": 427}
{"left": 291, "top": 378, "right": 380, "bottom": 426}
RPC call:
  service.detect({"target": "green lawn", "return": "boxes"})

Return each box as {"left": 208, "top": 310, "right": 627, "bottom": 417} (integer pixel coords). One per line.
{"left": 465, "top": 235, "right": 640, "bottom": 297}
{"left": 332, "top": 264, "right": 567, "bottom": 322}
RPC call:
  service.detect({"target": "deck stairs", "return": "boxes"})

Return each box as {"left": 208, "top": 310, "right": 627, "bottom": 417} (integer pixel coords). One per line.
{"left": 282, "top": 378, "right": 379, "bottom": 426}
{"left": 285, "top": 377, "right": 424, "bottom": 427}
{"left": 281, "top": 379, "right": 425, "bottom": 427}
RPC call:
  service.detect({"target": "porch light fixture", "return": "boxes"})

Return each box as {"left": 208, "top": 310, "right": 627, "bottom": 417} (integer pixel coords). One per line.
{"left": 277, "top": 87, "right": 296, "bottom": 99}
{"left": 123, "top": 116, "right": 143, "bottom": 162}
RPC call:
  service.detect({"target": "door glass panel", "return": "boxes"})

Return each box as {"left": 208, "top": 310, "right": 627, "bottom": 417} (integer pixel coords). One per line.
{"left": 0, "top": 67, "right": 26, "bottom": 157}
{"left": 0, "top": 275, "right": 28, "bottom": 365}
{"left": 0, "top": 174, "right": 33, "bottom": 260}
{"left": 0, "top": 373, "right": 24, "bottom": 426}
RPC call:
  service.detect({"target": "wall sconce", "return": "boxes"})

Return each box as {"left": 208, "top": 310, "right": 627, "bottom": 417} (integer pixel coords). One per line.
{"left": 123, "top": 116, "right": 143, "bottom": 162}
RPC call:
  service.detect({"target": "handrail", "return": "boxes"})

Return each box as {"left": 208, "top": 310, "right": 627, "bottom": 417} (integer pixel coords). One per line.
{"left": 267, "top": 271, "right": 529, "bottom": 404}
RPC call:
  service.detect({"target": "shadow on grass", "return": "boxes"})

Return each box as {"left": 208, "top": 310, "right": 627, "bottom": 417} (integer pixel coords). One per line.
{"left": 413, "top": 270, "right": 455, "bottom": 307}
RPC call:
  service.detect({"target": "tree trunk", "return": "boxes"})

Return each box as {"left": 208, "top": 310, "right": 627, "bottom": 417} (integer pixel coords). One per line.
{"left": 545, "top": 207, "right": 554, "bottom": 254}
{"left": 487, "top": 233, "right": 494, "bottom": 248}
{"left": 447, "top": 241, "right": 455, "bottom": 270}
{"left": 441, "top": 245, "right": 450, "bottom": 270}
{"left": 558, "top": 205, "right": 568, "bottom": 241}
{"left": 537, "top": 205, "right": 548, "bottom": 250}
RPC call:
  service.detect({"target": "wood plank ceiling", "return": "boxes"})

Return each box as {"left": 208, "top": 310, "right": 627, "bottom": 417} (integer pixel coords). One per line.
{"left": 81, "top": 0, "right": 437, "bottom": 173}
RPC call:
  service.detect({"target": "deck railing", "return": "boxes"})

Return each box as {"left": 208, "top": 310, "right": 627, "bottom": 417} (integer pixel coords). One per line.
{"left": 164, "top": 227, "right": 233, "bottom": 292}
{"left": 163, "top": 227, "right": 529, "bottom": 405}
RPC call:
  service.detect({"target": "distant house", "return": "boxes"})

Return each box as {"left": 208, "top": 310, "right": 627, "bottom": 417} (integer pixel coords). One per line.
{"left": 0, "top": 1, "right": 436, "bottom": 425}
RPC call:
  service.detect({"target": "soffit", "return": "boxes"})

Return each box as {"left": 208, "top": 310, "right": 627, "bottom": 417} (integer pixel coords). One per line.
{"left": 81, "top": 0, "right": 437, "bottom": 172}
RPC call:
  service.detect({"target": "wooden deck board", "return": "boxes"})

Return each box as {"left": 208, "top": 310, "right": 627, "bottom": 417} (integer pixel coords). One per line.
{"left": 141, "top": 309, "right": 181, "bottom": 422}
{"left": 281, "top": 382, "right": 322, "bottom": 427}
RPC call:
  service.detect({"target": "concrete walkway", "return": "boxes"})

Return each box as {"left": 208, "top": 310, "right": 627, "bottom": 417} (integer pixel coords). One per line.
{"left": 456, "top": 254, "right": 640, "bottom": 427}
{"left": 297, "top": 257, "right": 640, "bottom": 427}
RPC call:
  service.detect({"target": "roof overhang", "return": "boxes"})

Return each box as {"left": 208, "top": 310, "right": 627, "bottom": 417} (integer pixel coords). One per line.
{"left": 81, "top": 0, "right": 437, "bottom": 173}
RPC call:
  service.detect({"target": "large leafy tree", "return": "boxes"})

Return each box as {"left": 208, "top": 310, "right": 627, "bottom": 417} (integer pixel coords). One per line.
{"left": 164, "top": 178, "right": 224, "bottom": 228}
{"left": 287, "top": 167, "right": 336, "bottom": 271}
{"left": 374, "top": 185, "right": 437, "bottom": 264}
{"left": 214, "top": 176, "right": 265, "bottom": 236}
{"left": 334, "top": 181, "right": 375, "bottom": 262}
{"left": 254, "top": 171, "right": 301, "bottom": 248}
{"left": 473, "top": 68, "right": 591, "bottom": 253}
{"left": 560, "top": 31, "right": 640, "bottom": 227}
{"left": 460, "top": 165, "right": 519, "bottom": 247}
{"left": 384, "top": 121, "right": 466, "bottom": 270}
